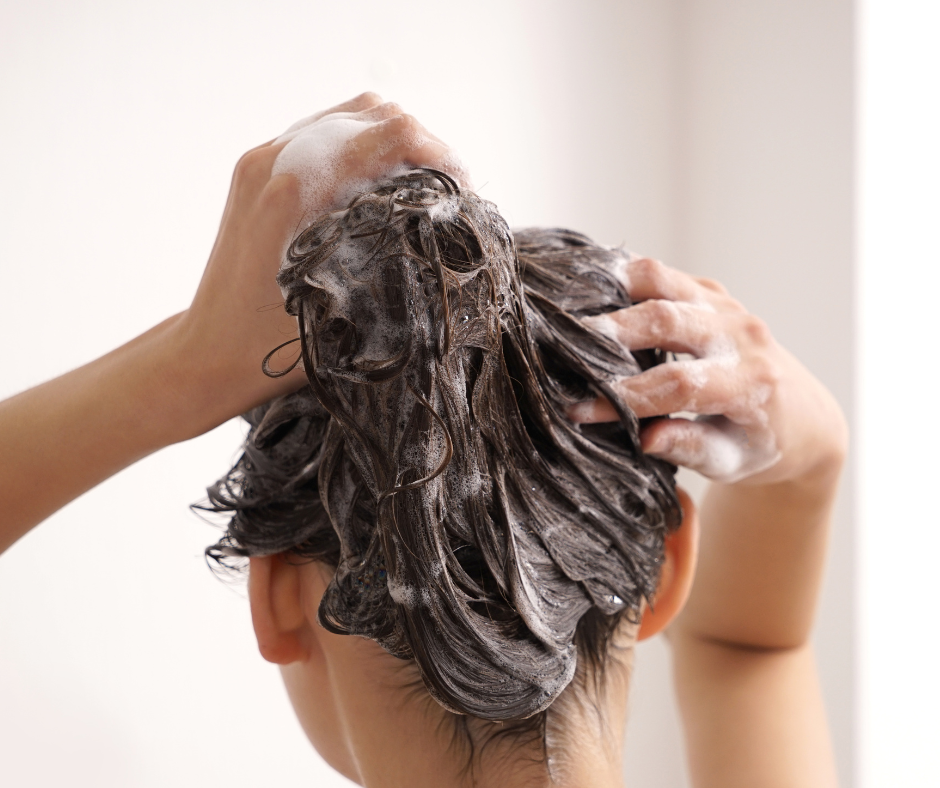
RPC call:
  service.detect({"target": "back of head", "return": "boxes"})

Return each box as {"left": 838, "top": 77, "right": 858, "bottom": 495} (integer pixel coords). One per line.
{"left": 205, "top": 170, "right": 680, "bottom": 723}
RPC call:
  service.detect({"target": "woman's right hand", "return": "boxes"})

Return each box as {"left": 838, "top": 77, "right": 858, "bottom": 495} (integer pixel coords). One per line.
{"left": 0, "top": 94, "right": 467, "bottom": 544}
{"left": 168, "top": 93, "right": 468, "bottom": 439}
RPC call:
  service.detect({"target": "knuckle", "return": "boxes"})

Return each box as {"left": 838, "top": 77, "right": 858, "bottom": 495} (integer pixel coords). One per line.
{"left": 666, "top": 364, "right": 695, "bottom": 398}
{"left": 357, "top": 91, "right": 383, "bottom": 105}
{"left": 233, "top": 148, "right": 271, "bottom": 184}
{"left": 632, "top": 257, "right": 665, "bottom": 283}
{"left": 741, "top": 314, "right": 772, "bottom": 346}
{"left": 696, "top": 276, "right": 727, "bottom": 295}
{"left": 396, "top": 113, "right": 419, "bottom": 133}
{"left": 380, "top": 113, "right": 418, "bottom": 139}
{"left": 260, "top": 174, "right": 299, "bottom": 210}
{"left": 643, "top": 299, "right": 680, "bottom": 338}
{"left": 751, "top": 353, "right": 781, "bottom": 391}
{"left": 378, "top": 101, "right": 403, "bottom": 116}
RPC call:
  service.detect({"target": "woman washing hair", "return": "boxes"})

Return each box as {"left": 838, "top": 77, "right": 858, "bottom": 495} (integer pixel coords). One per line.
{"left": 0, "top": 94, "right": 845, "bottom": 787}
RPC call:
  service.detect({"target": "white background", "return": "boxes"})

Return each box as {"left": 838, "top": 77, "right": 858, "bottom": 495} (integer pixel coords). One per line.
{"left": 858, "top": 2, "right": 940, "bottom": 786}
{"left": 0, "top": 0, "right": 931, "bottom": 786}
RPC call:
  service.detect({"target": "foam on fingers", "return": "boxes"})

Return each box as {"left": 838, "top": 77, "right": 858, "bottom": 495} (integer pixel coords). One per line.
{"left": 617, "top": 257, "right": 717, "bottom": 309}
{"left": 273, "top": 115, "right": 372, "bottom": 218}
{"left": 645, "top": 415, "right": 781, "bottom": 484}
{"left": 583, "top": 301, "right": 721, "bottom": 355}
{"left": 570, "top": 304, "right": 783, "bottom": 483}
{"left": 272, "top": 108, "right": 469, "bottom": 227}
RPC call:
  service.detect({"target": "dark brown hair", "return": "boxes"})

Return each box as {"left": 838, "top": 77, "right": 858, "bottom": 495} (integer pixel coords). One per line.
{"left": 204, "top": 170, "right": 680, "bottom": 724}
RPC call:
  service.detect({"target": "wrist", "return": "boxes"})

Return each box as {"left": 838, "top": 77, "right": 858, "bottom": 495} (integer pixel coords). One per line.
{"left": 739, "top": 386, "right": 848, "bottom": 493}
{"left": 154, "top": 309, "right": 306, "bottom": 443}
{"left": 147, "top": 312, "right": 246, "bottom": 443}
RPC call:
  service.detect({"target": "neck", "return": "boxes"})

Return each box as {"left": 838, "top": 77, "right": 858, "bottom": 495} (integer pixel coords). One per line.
{"left": 282, "top": 562, "right": 635, "bottom": 787}
{"left": 302, "top": 640, "right": 633, "bottom": 788}
{"left": 342, "top": 671, "right": 631, "bottom": 788}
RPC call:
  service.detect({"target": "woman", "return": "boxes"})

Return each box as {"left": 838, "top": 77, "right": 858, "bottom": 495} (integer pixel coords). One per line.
{"left": 0, "top": 93, "right": 846, "bottom": 787}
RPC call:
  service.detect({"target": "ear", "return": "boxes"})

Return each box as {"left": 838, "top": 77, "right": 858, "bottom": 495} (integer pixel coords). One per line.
{"left": 637, "top": 487, "right": 700, "bottom": 641}
{"left": 248, "top": 555, "right": 309, "bottom": 664}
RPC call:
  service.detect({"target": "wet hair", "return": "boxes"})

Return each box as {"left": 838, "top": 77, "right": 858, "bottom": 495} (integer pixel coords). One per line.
{"left": 203, "top": 170, "right": 680, "bottom": 724}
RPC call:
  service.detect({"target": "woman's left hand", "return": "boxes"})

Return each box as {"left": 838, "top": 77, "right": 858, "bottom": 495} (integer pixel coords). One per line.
{"left": 568, "top": 257, "right": 846, "bottom": 486}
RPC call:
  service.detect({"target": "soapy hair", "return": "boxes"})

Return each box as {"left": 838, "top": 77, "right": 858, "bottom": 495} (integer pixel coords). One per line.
{"left": 203, "top": 170, "right": 680, "bottom": 723}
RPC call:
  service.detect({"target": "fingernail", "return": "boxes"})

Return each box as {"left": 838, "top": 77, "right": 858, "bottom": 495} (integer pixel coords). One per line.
{"left": 582, "top": 314, "right": 620, "bottom": 342}
{"left": 644, "top": 433, "right": 672, "bottom": 455}
{"left": 566, "top": 400, "right": 596, "bottom": 423}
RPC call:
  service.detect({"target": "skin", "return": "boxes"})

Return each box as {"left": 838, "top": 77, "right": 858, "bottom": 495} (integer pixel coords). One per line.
{"left": 248, "top": 488, "right": 700, "bottom": 788}
{"left": 569, "top": 258, "right": 846, "bottom": 787}
{"left": 0, "top": 94, "right": 846, "bottom": 786}
{"left": 0, "top": 92, "right": 456, "bottom": 550}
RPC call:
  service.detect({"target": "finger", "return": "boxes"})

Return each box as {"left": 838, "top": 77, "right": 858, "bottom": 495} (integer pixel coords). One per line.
{"left": 693, "top": 276, "right": 729, "bottom": 296}
{"left": 343, "top": 112, "right": 471, "bottom": 188}
{"left": 245, "top": 137, "right": 280, "bottom": 154}
{"left": 621, "top": 258, "right": 748, "bottom": 316}
{"left": 231, "top": 142, "right": 291, "bottom": 192}
{"left": 583, "top": 299, "right": 729, "bottom": 356}
{"left": 438, "top": 150, "right": 474, "bottom": 190}
{"left": 349, "top": 114, "right": 451, "bottom": 176}
{"left": 567, "top": 394, "right": 618, "bottom": 424}
{"left": 621, "top": 257, "right": 712, "bottom": 304}
{"left": 355, "top": 101, "right": 407, "bottom": 122}
{"left": 571, "top": 356, "right": 741, "bottom": 422}
{"left": 619, "top": 358, "right": 744, "bottom": 419}
{"left": 278, "top": 93, "right": 386, "bottom": 139}
{"left": 353, "top": 104, "right": 450, "bottom": 148}
{"left": 352, "top": 102, "right": 459, "bottom": 168}
{"left": 322, "top": 91, "right": 384, "bottom": 115}
{"left": 385, "top": 134, "right": 451, "bottom": 170}
{"left": 641, "top": 417, "right": 748, "bottom": 480}
{"left": 376, "top": 117, "right": 462, "bottom": 177}
{"left": 305, "top": 92, "right": 385, "bottom": 125}
{"left": 640, "top": 416, "right": 779, "bottom": 483}
{"left": 348, "top": 113, "right": 418, "bottom": 159}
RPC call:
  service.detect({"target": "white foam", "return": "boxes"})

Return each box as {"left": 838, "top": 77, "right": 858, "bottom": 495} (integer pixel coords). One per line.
{"left": 273, "top": 110, "right": 470, "bottom": 246}
{"left": 654, "top": 415, "right": 781, "bottom": 484}
{"left": 584, "top": 300, "right": 782, "bottom": 482}
{"left": 273, "top": 115, "right": 376, "bottom": 222}
{"left": 610, "top": 250, "right": 636, "bottom": 293}
{"left": 427, "top": 197, "right": 459, "bottom": 223}
{"left": 657, "top": 327, "right": 779, "bottom": 481}
{"left": 584, "top": 313, "right": 621, "bottom": 344}
{"left": 690, "top": 420, "right": 747, "bottom": 480}
{"left": 387, "top": 576, "right": 417, "bottom": 607}
{"left": 437, "top": 149, "right": 473, "bottom": 190}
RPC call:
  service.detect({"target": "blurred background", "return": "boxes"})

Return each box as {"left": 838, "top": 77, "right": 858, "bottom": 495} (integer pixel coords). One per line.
{"left": 0, "top": 1, "right": 936, "bottom": 786}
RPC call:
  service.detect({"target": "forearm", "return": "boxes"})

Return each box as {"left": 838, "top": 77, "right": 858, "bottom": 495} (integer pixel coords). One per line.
{"left": 671, "top": 634, "right": 839, "bottom": 788}
{"left": 0, "top": 314, "right": 213, "bottom": 552}
{"left": 0, "top": 96, "right": 462, "bottom": 557}
{"left": 674, "top": 450, "right": 844, "bottom": 649}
